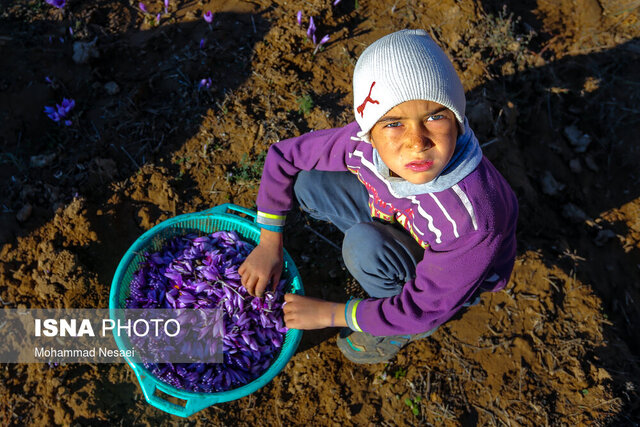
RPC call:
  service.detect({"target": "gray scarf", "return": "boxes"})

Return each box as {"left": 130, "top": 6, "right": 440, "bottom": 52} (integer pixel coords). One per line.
{"left": 372, "top": 118, "right": 482, "bottom": 197}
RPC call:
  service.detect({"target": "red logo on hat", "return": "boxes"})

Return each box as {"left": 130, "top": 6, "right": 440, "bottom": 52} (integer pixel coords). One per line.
{"left": 357, "top": 81, "right": 379, "bottom": 117}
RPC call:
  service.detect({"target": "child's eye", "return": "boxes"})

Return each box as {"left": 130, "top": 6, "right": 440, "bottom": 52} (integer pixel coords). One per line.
{"left": 384, "top": 122, "right": 402, "bottom": 128}
{"left": 426, "top": 114, "right": 444, "bottom": 122}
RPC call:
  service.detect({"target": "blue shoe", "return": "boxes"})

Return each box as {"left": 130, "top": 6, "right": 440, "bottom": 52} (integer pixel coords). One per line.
{"left": 336, "top": 327, "right": 436, "bottom": 364}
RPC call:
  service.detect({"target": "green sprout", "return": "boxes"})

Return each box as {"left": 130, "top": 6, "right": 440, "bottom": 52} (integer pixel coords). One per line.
{"left": 393, "top": 367, "right": 406, "bottom": 379}
{"left": 404, "top": 396, "right": 422, "bottom": 416}
{"left": 296, "top": 93, "right": 314, "bottom": 116}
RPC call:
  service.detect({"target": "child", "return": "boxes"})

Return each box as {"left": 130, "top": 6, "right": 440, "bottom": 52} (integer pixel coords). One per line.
{"left": 238, "top": 29, "right": 518, "bottom": 364}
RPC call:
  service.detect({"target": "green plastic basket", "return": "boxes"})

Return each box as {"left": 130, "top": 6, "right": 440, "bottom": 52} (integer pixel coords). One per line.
{"left": 109, "top": 204, "right": 304, "bottom": 417}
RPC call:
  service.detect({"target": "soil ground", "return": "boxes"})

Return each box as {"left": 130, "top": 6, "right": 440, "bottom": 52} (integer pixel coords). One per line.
{"left": 1, "top": 0, "right": 640, "bottom": 425}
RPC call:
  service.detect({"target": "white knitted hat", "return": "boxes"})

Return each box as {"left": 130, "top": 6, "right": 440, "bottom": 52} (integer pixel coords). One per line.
{"left": 353, "top": 29, "right": 466, "bottom": 142}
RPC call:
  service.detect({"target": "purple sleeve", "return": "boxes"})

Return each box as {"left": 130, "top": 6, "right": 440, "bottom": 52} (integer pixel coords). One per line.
{"left": 355, "top": 230, "right": 503, "bottom": 336}
{"left": 256, "top": 122, "right": 361, "bottom": 218}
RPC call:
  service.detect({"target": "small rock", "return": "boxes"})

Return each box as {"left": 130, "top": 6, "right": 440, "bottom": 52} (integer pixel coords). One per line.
{"left": 562, "top": 203, "right": 588, "bottom": 223}
{"left": 563, "top": 125, "right": 591, "bottom": 153}
{"left": 541, "top": 171, "right": 565, "bottom": 196}
{"left": 569, "top": 159, "right": 582, "bottom": 174}
{"left": 584, "top": 155, "right": 599, "bottom": 172}
{"left": 16, "top": 204, "right": 32, "bottom": 222}
{"left": 30, "top": 153, "right": 56, "bottom": 168}
{"left": 594, "top": 229, "right": 616, "bottom": 246}
{"left": 104, "top": 81, "right": 120, "bottom": 95}
{"left": 72, "top": 38, "right": 99, "bottom": 64}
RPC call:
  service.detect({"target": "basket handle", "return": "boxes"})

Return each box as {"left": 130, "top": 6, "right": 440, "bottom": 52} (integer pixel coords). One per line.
{"left": 204, "top": 203, "right": 257, "bottom": 221}
{"left": 137, "top": 372, "right": 215, "bottom": 417}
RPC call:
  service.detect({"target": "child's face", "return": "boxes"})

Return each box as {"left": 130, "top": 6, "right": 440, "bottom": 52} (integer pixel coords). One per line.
{"left": 370, "top": 100, "right": 458, "bottom": 185}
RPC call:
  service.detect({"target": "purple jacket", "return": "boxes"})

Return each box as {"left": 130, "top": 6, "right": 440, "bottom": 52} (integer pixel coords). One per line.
{"left": 256, "top": 121, "right": 518, "bottom": 335}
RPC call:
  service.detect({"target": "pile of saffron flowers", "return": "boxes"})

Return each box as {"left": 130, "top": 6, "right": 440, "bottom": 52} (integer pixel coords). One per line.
{"left": 44, "top": 98, "right": 75, "bottom": 126}
{"left": 126, "top": 230, "right": 289, "bottom": 392}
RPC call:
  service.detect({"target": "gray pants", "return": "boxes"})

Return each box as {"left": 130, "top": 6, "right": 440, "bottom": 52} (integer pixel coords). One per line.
{"left": 294, "top": 170, "right": 425, "bottom": 298}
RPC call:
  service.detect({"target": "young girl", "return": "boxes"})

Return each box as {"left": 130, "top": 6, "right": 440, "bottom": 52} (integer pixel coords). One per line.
{"left": 238, "top": 29, "right": 518, "bottom": 363}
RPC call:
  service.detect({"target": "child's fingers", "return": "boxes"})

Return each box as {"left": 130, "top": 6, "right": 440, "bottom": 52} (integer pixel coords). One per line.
{"left": 254, "top": 275, "right": 269, "bottom": 297}
{"left": 239, "top": 264, "right": 251, "bottom": 287}
{"left": 271, "top": 270, "right": 282, "bottom": 291}
{"left": 243, "top": 274, "right": 258, "bottom": 296}
{"left": 283, "top": 313, "right": 297, "bottom": 329}
{"left": 238, "top": 261, "right": 246, "bottom": 276}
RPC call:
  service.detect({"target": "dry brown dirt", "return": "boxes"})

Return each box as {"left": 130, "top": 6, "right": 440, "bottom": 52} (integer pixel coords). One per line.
{"left": 1, "top": 0, "right": 640, "bottom": 425}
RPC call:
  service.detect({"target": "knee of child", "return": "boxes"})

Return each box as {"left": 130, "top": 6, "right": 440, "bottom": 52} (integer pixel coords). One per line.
{"left": 342, "top": 222, "right": 384, "bottom": 267}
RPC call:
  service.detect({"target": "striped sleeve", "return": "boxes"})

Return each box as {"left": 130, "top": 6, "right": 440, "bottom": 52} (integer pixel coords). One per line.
{"left": 256, "top": 210, "right": 286, "bottom": 232}
{"left": 345, "top": 298, "right": 364, "bottom": 332}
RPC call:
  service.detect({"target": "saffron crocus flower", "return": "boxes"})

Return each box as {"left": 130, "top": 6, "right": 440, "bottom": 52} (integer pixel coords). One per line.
{"left": 155, "top": 13, "right": 161, "bottom": 24}
{"left": 44, "top": 98, "right": 75, "bottom": 124}
{"left": 44, "top": 106, "right": 61, "bottom": 122}
{"left": 203, "top": 10, "right": 213, "bottom": 23}
{"left": 139, "top": 2, "right": 148, "bottom": 13}
{"left": 313, "top": 34, "right": 330, "bottom": 55}
{"left": 164, "top": 0, "right": 169, "bottom": 14}
{"left": 307, "top": 16, "right": 316, "bottom": 39}
{"left": 199, "top": 78, "right": 212, "bottom": 89}
{"left": 57, "top": 98, "right": 75, "bottom": 116}
{"left": 45, "top": 0, "right": 66, "bottom": 8}
{"left": 296, "top": 10, "right": 303, "bottom": 26}
{"left": 333, "top": 0, "right": 342, "bottom": 5}
{"left": 199, "top": 38, "right": 206, "bottom": 49}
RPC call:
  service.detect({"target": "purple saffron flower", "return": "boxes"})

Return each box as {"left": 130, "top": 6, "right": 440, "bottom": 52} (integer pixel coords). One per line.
{"left": 333, "top": 0, "right": 342, "bottom": 5}
{"left": 155, "top": 13, "right": 161, "bottom": 24}
{"left": 307, "top": 16, "right": 316, "bottom": 39}
{"left": 45, "top": 0, "right": 66, "bottom": 8}
{"left": 203, "top": 10, "right": 213, "bottom": 24}
{"left": 68, "top": 26, "right": 73, "bottom": 36}
{"left": 296, "top": 10, "right": 303, "bottom": 26}
{"left": 199, "top": 78, "right": 212, "bottom": 89}
{"left": 44, "top": 98, "right": 75, "bottom": 124}
{"left": 44, "top": 106, "right": 61, "bottom": 122}
{"left": 199, "top": 38, "right": 206, "bottom": 49}
{"left": 57, "top": 98, "right": 75, "bottom": 116}
{"left": 313, "top": 33, "right": 330, "bottom": 54}
{"left": 45, "top": 76, "right": 53, "bottom": 84}
{"left": 139, "top": 2, "right": 148, "bottom": 13}
{"left": 64, "top": 120, "right": 72, "bottom": 126}
{"left": 164, "top": 0, "right": 169, "bottom": 14}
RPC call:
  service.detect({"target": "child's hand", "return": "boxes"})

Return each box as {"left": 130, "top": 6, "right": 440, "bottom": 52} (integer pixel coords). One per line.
{"left": 239, "top": 229, "right": 283, "bottom": 297}
{"left": 283, "top": 294, "right": 347, "bottom": 330}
